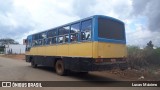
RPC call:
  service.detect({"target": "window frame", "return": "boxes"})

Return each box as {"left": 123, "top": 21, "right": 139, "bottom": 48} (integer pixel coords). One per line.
{"left": 58, "top": 25, "right": 70, "bottom": 44}
{"left": 39, "top": 32, "right": 47, "bottom": 40}
{"left": 51, "top": 36, "right": 57, "bottom": 44}
{"left": 46, "top": 29, "right": 58, "bottom": 45}
{"left": 70, "top": 22, "right": 80, "bottom": 43}
{"left": 32, "top": 34, "right": 39, "bottom": 47}
{"left": 47, "top": 29, "right": 57, "bottom": 38}
{"left": 80, "top": 19, "right": 92, "bottom": 41}
{"left": 47, "top": 37, "right": 52, "bottom": 45}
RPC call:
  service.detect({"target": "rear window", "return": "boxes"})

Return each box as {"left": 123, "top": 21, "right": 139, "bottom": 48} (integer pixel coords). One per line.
{"left": 98, "top": 17, "right": 125, "bottom": 40}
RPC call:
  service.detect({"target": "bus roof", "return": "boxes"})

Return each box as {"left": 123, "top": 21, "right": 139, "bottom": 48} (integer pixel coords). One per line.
{"left": 28, "top": 15, "right": 124, "bottom": 37}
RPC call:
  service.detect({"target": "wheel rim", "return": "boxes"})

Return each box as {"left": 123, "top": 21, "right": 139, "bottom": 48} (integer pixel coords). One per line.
{"left": 57, "top": 63, "right": 62, "bottom": 72}
{"left": 56, "top": 61, "right": 64, "bottom": 75}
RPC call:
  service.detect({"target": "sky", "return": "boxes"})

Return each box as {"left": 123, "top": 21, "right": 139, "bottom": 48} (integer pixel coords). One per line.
{"left": 0, "top": 0, "right": 160, "bottom": 47}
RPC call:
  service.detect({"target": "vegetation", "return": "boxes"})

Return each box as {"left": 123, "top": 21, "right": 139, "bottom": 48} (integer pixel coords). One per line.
{"left": 0, "top": 46, "right": 5, "bottom": 53}
{"left": 0, "top": 38, "right": 19, "bottom": 46}
{"left": 127, "top": 41, "right": 160, "bottom": 69}
{"left": 0, "top": 38, "right": 19, "bottom": 53}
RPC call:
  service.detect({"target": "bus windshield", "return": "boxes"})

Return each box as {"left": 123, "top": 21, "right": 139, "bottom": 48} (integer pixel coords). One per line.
{"left": 98, "top": 17, "right": 125, "bottom": 41}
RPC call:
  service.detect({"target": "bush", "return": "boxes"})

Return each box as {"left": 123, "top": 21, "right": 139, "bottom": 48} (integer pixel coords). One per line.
{"left": 0, "top": 47, "right": 4, "bottom": 52}
{"left": 127, "top": 46, "right": 160, "bottom": 69}
{"left": 146, "top": 47, "right": 160, "bottom": 66}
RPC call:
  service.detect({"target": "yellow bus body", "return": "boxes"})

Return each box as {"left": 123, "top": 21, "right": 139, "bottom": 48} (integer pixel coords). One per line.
{"left": 26, "top": 42, "right": 127, "bottom": 59}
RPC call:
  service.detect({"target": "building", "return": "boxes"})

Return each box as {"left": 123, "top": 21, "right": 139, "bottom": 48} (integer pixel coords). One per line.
{"left": 5, "top": 44, "right": 26, "bottom": 54}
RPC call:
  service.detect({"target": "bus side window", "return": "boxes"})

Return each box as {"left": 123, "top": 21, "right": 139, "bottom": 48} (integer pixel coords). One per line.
{"left": 58, "top": 36, "right": 63, "bottom": 43}
{"left": 81, "top": 19, "right": 92, "bottom": 41}
{"left": 81, "top": 31, "right": 91, "bottom": 40}
{"left": 47, "top": 38, "right": 52, "bottom": 45}
{"left": 85, "top": 31, "right": 91, "bottom": 40}
{"left": 43, "top": 39, "right": 47, "bottom": 45}
{"left": 64, "top": 35, "right": 69, "bottom": 43}
{"left": 58, "top": 25, "right": 69, "bottom": 43}
{"left": 70, "top": 23, "right": 80, "bottom": 42}
{"left": 38, "top": 40, "right": 42, "bottom": 45}
{"left": 52, "top": 37, "right": 57, "bottom": 44}
{"left": 47, "top": 29, "right": 57, "bottom": 45}
{"left": 71, "top": 33, "right": 78, "bottom": 42}
{"left": 32, "top": 41, "right": 35, "bottom": 47}
{"left": 32, "top": 40, "right": 37, "bottom": 46}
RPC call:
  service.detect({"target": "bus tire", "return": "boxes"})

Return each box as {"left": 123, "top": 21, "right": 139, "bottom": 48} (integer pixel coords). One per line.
{"left": 31, "top": 60, "right": 37, "bottom": 68}
{"left": 55, "top": 60, "right": 66, "bottom": 76}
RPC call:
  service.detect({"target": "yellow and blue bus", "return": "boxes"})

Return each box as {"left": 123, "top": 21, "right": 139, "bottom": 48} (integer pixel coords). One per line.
{"left": 25, "top": 15, "right": 127, "bottom": 75}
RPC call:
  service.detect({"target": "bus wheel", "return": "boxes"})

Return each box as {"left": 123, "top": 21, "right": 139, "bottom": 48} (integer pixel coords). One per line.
{"left": 31, "top": 60, "right": 37, "bottom": 68}
{"left": 55, "top": 60, "right": 66, "bottom": 76}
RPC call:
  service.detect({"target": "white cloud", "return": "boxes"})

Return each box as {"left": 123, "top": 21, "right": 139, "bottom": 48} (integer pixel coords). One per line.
{"left": 126, "top": 24, "right": 160, "bottom": 47}
{"left": 14, "top": 0, "right": 79, "bottom": 30}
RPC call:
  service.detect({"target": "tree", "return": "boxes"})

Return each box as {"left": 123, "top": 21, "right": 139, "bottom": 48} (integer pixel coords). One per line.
{"left": 0, "top": 46, "right": 5, "bottom": 52}
{"left": 146, "top": 40, "right": 154, "bottom": 49}
{"left": 0, "top": 38, "right": 19, "bottom": 46}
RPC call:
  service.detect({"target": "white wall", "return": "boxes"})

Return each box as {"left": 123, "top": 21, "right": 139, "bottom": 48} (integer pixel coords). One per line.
{"left": 5, "top": 44, "right": 26, "bottom": 54}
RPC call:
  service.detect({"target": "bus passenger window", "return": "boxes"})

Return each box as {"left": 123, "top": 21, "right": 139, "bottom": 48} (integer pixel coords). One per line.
{"left": 71, "top": 33, "right": 78, "bottom": 42}
{"left": 70, "top": 23, "right": 80, "bottom": 42}
{"left": 81, "top": 31, "right": 91, "bottom": 40}
{"left": 32, "top": 41, "right": 35, "bottom": 46}
{"left": 81, "top": 20, "right": 92, "bottom": 31}
{"left": 38, "top": 40, "right": 42, "bottom": 45}
{"left": 33, "top": 40, "right": 38, "bottom": 46}
{"left": 64, "top": 35, "right": 69, "bottom": 43}
{"left": 58, "top": 36, "right": 63, "bottom": 43}
{"left": 52, "top": 37, "right": 57, "bottom": 44}
{"left": 34, "top": 34, "right": 39, "bottom": 40}
{"left": 47, "top": 38, "right": 52, "bottom": 45}
{"left": 58, "top": 26, "right": 69, "bottom": 35}
{"left": 40, "top": 32, "right": 47, "bottom": 39}
{"left": 81, "top": 19, "right": 92, "bottom": 41}
{"left": 43, "top": 39, "right": 47, "bottom": 45}
{"left": 85, "top": 31, "right": 91, "bottom": 40}
{"left": 47, "top": 29, "right": 57, "bottom": 38}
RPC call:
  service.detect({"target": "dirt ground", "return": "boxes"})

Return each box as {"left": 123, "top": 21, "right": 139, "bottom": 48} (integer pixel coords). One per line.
{"left": 0, "top": 54, "right": 160, "bottom": 81}
{"left": 0, "top": 54, "right": 25, "bottom": 60}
